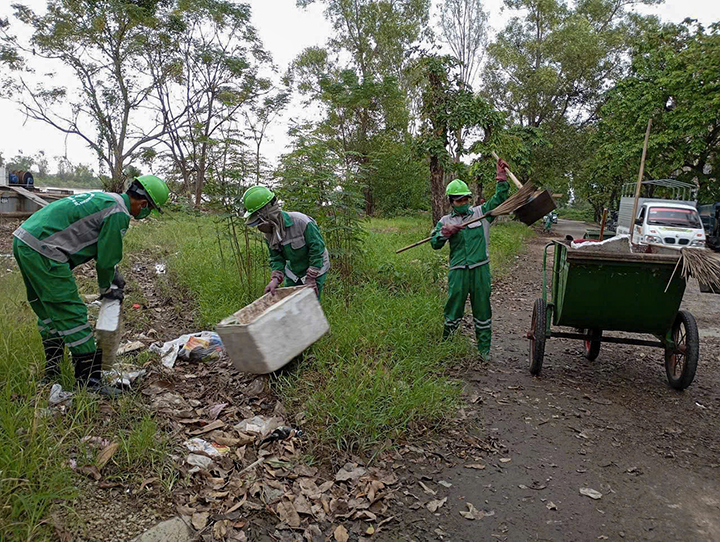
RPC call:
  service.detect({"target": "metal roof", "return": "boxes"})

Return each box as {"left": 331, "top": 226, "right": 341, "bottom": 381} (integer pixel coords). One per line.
{"left": 638, "top": 179, "right": 697, "bottom": 189}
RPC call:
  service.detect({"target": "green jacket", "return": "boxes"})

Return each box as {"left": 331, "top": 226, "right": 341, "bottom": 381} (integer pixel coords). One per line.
{"left": 268, "top": 211, "right": 330, "bottom": 281}
{"left": 13, "top": 192, "right": 131, "bottom": 292}
{"left": 430, "top": 182, "right": 510, "bottom": 269}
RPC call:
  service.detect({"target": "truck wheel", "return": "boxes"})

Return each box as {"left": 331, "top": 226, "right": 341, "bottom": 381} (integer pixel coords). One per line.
{"left": 529, "top": 299, "right": 547, "bottom": 376}
{"left": 665, "top": 310, "right": 699, "bottom": 390}
{"left": 583, "top": 329, "right": 602, "bottom": 361}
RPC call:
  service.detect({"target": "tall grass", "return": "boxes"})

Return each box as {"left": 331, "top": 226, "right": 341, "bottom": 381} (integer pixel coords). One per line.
{"left": 125, "top": 212, "right": 533, "bottom": 453}
{"left": 0, "top": 273, "right": 172, "bottom": 540}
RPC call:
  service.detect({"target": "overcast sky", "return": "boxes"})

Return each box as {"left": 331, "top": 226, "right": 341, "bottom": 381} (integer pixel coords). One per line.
{"left": 0, "top": 0, "right": 718, "bottom": 175}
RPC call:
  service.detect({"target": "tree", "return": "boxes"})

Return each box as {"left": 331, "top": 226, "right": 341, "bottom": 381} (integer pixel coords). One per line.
{"left": 439, "top": 0, "right": 489, "bottom": 87}
{"left": 411, "top": 55, "right": 504, "bottom": 224}
{"left": 243, "top": 89, "right": 291, "bottom": 183}
{"left": 583, "top": 20, "right": 720, "bottom": 206}
{"left": 145, "top": 0, "right": 271, "bottom": 206}
{"left": 0, "top": 0, "right": 174, "bottom": 192}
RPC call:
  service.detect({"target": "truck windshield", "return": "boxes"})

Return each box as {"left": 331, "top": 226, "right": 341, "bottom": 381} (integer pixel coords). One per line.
{"left": 647, "top": 208, "right": 702, "bottom": 228}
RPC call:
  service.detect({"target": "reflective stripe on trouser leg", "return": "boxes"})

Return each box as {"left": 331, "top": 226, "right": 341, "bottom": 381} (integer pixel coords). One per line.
{"left": 469, "top": 265, "right": 492, "bottom": 354}
{"left": 12, "top": 238, "right": 95, "bottom": 355}
{"left": 444, "top": 268, "right": 470, "bottom": 339}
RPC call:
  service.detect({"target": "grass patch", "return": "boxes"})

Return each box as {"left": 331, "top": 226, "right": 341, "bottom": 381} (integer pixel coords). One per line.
{"left": 557, "top": 204, "right": 596, "bottom": 223}
{"left": 0, "top": 272, "right": 173, "bottom": 540}
{"left": 126, "top": 212, "right": 533, "bottom": 453}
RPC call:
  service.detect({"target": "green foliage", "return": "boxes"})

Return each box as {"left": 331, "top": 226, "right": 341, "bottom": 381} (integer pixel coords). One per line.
{"left": 582, "top": 20, "right": 720, "bottom": 208}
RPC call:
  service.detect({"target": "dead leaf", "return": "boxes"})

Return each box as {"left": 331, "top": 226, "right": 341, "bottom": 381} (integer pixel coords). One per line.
{"left": 334, "top": 524, "right": 349, "bottom": 542}
{"left": 304, "top": 525, "right": 324, "bottom": 542}
{"left": 190, "top": 419, "right": 225, "bottom": 435}
{"left": 499, "top": 458, "right": 511, "bottom": 463}
{"left": 464, "top": 463, "right": 486, "bottom": 470}
{"left": 294, "top": 494, "right": 313, "bottom": 515}
{"left": 459, "top": 503, "right": 494, "bottom": 520}
{"left": 418, "top": 481, "right": 436, "bottom": 495}
{"left": 52, "top": 514, "right": 72, "bottom": 542}
{"left": 277, "top": 500, "right": 301, "bottom": 528}
{"left": 96, "top": 442, "right": 119, "bottom": 470}
{"left": 207, "top": 403, "right": 227, "bottom": 420}
{"left": 426, "top": 497, "right": 447, "bottom": 513}
{"left": 335, "top": 463, "right": 367, "bottom": 482}
{"left": 547, "top": 501, "right": 557, "bottom": 510}
{"left": 213, "top": 519, "right": 228, "bottom": 538}
{"left": 192, "top": 511, "right": 209, "bottom": 530}
{"left": 78, "top": 465, "right": 101, "bottom": 481}
{"left": 366, "top": 524, "right": 375, "bottom": 535}
{"left": 438, "top": 480, "right": 452, "bottom": 488}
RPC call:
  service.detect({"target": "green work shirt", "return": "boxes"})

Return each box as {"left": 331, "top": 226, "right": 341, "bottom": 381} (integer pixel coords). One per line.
{"left": 267, "top": 211, "right": 330, "bottom": 281}
{"left": 13, "top": 191, "right": 131, "bottom": 292}
{"left": 430, "top": 182, "right": 510, "bottom": 269}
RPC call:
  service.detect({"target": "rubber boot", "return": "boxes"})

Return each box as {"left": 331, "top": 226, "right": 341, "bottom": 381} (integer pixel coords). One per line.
{"left": 41, "top": 338, "right": 65, "bottom": 384}
{"left": 73, "top": 349, "right": 122, "bottom": 398}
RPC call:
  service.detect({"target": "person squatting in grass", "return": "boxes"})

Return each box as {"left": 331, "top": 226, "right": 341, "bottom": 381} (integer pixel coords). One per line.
{"left": 12, "top": 175, "right": 170, "bottom": 396}
{"left": 242, "top": 186, "right": 330, "bottom": 300}
{"left": 430, "top": 158, "right": 511, "bottom": 361}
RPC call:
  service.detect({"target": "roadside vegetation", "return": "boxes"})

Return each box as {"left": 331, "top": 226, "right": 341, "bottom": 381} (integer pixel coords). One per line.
{"left": 0, "top": 212, "right": 531, "bottom": 538}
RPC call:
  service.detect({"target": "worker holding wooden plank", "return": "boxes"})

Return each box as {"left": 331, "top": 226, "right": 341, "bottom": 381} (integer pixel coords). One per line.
{"left": 430, "top": 158, "right": 510, "bottom": 361}
{"left": 11, "top": 175, "right": 169, "bottom": 395}
{"left": 243, "top": 186, "right": 330, "bottom": 299}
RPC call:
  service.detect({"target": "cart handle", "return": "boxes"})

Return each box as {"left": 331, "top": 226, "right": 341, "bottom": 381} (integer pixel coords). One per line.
{"left": 542, "top": 242, "right": 556, "bottom": 304}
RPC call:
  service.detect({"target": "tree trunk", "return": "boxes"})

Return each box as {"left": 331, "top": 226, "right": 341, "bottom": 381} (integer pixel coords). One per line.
{"left": 430, "top": 155, "right": 445, "bottom": 225}
{"left": 109, "top": 162, "right": 125, "bottom": 194}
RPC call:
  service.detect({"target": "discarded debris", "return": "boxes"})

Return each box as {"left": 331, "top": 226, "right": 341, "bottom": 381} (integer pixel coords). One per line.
{"left": 579, "top": 487, "right": 603, "bottom": 500}
{"left": 464, "top": 463, "right": 486, "bottom": 470}
{"left": 546, "top": 501, "right": 557, "bottom": 510}
{"left": 426, "top": 497, "right": 447, "bottom": 512}
{"left": 234, "top": 415, "right": 283, "bottom": 438}
{"left": 459, "top": 503, "right": 494, "bottom": 520}
{"left": 48, "top": 383, "right": 73, "bottom": 406}
{"left": 150, "top": 331, "right": 224, "bottom": 368}
{"left": 333, "top": 525, "right": 349, "bottom": 542}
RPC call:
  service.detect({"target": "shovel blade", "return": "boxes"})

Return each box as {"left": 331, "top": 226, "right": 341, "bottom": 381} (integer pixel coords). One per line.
{"left": 514, "top": 190, "right": 556, "bottom": 225}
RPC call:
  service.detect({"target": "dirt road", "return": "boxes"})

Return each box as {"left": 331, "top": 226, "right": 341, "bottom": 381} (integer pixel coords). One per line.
{"left": 385, "top": 227, "right": 720, "bottom": 542}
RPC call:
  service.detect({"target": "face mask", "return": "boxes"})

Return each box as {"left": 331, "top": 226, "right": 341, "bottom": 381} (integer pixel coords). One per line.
{"left": 136, "top": 205, "right": 151, "bottom": 219}
{"left": 454, "top": 203, "right": 471, "bottom": 214}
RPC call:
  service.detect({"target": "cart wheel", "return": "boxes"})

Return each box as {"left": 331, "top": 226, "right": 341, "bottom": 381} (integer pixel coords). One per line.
{"left": 583, "top": 329, "right": 602, "bottom": 361}
{"left": 529, "top": 298, "right": 547, "bottom": 376}
{"left": 665, "top": 310, "right": 699, "bottom": 390}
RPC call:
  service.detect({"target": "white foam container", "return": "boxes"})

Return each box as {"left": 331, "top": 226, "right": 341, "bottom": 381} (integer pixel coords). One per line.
{"left": 216, "top": 286, "right": 330, "bottom": 374}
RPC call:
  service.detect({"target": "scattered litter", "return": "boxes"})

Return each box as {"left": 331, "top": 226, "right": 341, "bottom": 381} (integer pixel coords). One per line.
{"left": 150, "top": 331, "right": 223, "bottom": 368}
{"left": 259, "top": 426, "right": 302, "bottom": 445}
{"left": 179, "top": 334, "right": 224, "bottom": 362}
{"left": 426, "top": 497, "right": 447, "bottom": 512}
{"left": 547, "top": 501, "right": 557, "bottom": 510}
{"left": 184, "top": 438, "right": 224, "bottom": 457}
{"left": 580, "top": 487, "right": 603, "bottom": 500}
{"left": 154, "top": 263, "right": 167, "bottom": 275}
{"left": 499, "top": 458, "right": 511, "bottom": 463}
{"left": 187, "top": 453, "right": 214, "bottom": 470}
{"left": 233, "top": 415, "right": 283, "bottom": 438}
{"left": 459, "top": 503, "right": 494, "bottom": 520}
{"left": 105, "top": 368, "right": 146, "bottom": 388}
{"left": 438, "top": 480, "right": 453, "bottom": 488}
{"left": 48, "top": 384, "right": 73, "bottom": 406}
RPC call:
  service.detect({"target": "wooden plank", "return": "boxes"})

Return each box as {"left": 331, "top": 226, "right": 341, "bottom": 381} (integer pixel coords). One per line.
{"left": 8, "top": 185, "right": 50, "bottom": 207}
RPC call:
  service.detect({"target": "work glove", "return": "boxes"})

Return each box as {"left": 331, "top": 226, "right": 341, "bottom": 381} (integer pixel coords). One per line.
{"left": 99, "top": 269, "right": 125, "bottom": 301}
{"left": 305, "top": 267, "right": 321, "bottom": 297}
{"left": 440, "top": 223, "right": 463, "bottom": 238}
{"left": 496, "top": 158, "right": 510, "bottom": 182}
{"left": 264, "top": 270, "right": 285, "bottom": 296}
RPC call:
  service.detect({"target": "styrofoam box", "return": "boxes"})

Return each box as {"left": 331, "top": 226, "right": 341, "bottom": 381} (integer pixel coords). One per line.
{"left": 216, "top": 286, "right": 330, "bottom": 374}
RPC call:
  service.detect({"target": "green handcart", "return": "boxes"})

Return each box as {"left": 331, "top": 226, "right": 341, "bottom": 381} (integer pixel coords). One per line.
{"left": 528, "top": 241, "right": 699, "bottom": 389}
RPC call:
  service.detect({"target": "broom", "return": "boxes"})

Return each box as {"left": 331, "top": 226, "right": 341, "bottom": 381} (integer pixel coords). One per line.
{"left": 679, "top": 248, "right": 720, "bottom": 291}
{"left": 395, "top": 181, "right": 537, "bottom": 254}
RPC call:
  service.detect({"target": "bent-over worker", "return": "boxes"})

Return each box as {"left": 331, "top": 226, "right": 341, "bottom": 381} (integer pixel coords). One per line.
{"left": 430, "top": 159, "right": 510, "bottom": 361}
{"left": 12, "top": 175, "right": 169, "bottom": 395}
{"left": 242, "top": 186, "right": 330, "bottom": 299}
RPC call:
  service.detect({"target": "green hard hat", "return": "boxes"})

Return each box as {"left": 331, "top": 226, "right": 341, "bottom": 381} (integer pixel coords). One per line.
{"left": 242, "top": 185, "right": 275, "bottom": 218}
{"left": 135, "top": 174, "right": 169, "bottom": 210}
{"left": 446, "top": 179, "right": 472, "bottom": 197}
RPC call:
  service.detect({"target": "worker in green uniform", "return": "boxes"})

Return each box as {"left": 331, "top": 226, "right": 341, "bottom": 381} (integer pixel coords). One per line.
{"left": 242, "top": 186, "right": 330, "bottom": 299}
{"left": 430, "top": 158, "right": 510, "bottom": 360}
{"left": 12, "top": 175, "right": 169, "bottom": 394}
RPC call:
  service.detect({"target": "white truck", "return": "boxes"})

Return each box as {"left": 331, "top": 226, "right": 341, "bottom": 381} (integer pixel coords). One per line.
{"left": 616, "top": 179, "right": 706, "bottom": 249}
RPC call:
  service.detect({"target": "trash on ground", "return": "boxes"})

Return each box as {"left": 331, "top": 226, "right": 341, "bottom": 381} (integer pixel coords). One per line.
{"left": 187, "top": 453, "right": 214, "bottom": 470}
{"left": 154, "top": 263, "right": 167, "bottom": 275}
{"left": 233, "top": 415, "right": 283, "bottom": 438}
{"left": 116, "top": 340, "right": 145, "bottom": 356}
{"left": 150, "top": 331, "right": 224, "bottom": 368}
{"left": 459, "top": 503, "right": 494, "bottom": 520}
{"left": 104, "top": 368, "right": 146, "bottom": 388}
{"left": 179, "top": 333, "right": 224, "bottom": 362}
{"left": 579, "top": 487, "right": 603, "bottom": 500}
{"left": 48, "top": 384, "right": 73, "bottom": 406}
{"left": 184, "top": 438, "right": 226, "bottom": 457}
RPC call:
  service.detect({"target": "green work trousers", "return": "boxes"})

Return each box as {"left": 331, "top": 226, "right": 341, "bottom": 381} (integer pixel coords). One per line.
{"left": 12, "top": 238, "right": 96, "bottom": 355}
{"left": 443, "top": 265, "right": 492, "bottom": 354}
{"left": 284, "top": 273, "right": 327, "bottom": 301}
